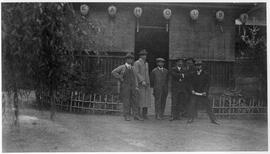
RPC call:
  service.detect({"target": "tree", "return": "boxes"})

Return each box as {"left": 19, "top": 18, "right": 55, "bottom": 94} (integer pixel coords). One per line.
{"left": 2, "top": 3, "right": 102, "bottom": 122}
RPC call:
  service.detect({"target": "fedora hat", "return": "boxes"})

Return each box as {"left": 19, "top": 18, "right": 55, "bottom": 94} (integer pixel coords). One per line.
{"left": 138, "top": 49, "right": 148, "bottom": 55}
{"left": 194, "top": 59, "right": 203, "bottom": 65}
{"left": 185, "top": 58, "right": 195, "bottom": 63}
{"left": 125, "top": 53, "right": 134, "bottom": 59}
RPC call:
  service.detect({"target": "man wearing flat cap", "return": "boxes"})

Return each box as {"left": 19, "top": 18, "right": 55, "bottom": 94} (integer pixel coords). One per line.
{"left": 170, "top": 58, "right": 188, "bottom": 121}
{"left": 187, "top": 60, "right": 219, "bottom": 125}
{"left": 150, "top": 58, "right": 169, "bottom": 120}
{"left": 112, "top": 53, "right": 143, "bottom": 121}
{"left": 134, "top": 49, "right": 151, "bottom": 119}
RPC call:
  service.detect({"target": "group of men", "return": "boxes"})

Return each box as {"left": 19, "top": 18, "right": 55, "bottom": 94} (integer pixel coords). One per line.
{"left": 111, "top": 49, "right": 219, "bottom": 125}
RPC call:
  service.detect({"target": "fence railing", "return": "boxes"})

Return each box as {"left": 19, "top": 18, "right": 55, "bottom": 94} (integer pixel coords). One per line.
{"left": 55, "top": 91, "right": 267, "bottom": 117}
{"left": 77, "top": 55, "right": 125, "bottom": 81}
{"left": 210, "top": 94, "right": 267, "bottom": 118}
{"left": 56, "top": 91, "right": 122, "bottom": 114}
{"left": 78, "top": 55, "right": 234, "bottom": 88}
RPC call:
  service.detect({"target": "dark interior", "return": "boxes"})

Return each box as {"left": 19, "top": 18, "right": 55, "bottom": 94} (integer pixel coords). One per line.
{"left": 134, "top": 7, "right": 169, "bottom": 72}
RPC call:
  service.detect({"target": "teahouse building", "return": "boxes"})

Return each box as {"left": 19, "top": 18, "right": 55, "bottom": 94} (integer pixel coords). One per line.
{"left": 72, "top": 3, "right": 266, "bottom": 93}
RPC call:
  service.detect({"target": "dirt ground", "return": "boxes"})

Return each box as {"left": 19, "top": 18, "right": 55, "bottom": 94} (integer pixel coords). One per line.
{"left": 2, "top": 107, "right": 268, "bottom": 152}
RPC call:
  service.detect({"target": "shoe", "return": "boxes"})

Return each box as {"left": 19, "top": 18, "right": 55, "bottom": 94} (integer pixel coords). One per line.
{"left": 134, "top": 116, "right": 144, "bottom": 121}
{"left": 156, "top": 116, "right": 162, "bottom": 120}
{"left": 211, "top": 121, "right": 220, "bottom": 125}
{"left": 125, "top": 116, "right": 131, "bottom": 121}
{"left": 187, "top": 119, "right": 193, "bottom": 124}
{"left": 169, "top": 117, "right": 178, "bottom": 121}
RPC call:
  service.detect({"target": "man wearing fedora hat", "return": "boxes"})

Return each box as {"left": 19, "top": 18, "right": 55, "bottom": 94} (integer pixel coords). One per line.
{"left": 134, "top": 49, "right": 151, "bottom": 119}
{"left": 150, "top": 58, "right": 169, "bottom": 120}
{"left": 187, "top": 59, "right": 219, "bottom": 125}
{"left": 170, "top": 58, "right": 189, "bottom": 121}
{"left": 184, "top": 57, "right": 198, "bottom": 118}
{"left": 112, "top": 53, "right": 143, "bottom": 121}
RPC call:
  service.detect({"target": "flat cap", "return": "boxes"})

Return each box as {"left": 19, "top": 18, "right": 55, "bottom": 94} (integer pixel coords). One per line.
{"left": 125, "top": 53, "right": 134, "bottom": 59}
{"left": 138, "top": 49, "right": 148, "bottom": 55}
{"left": 156, "top": 58, "right": 166, "bottom": 62}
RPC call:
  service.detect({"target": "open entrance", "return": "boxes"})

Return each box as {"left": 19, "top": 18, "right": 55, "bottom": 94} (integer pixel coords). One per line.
{"left": 134, "top": 7, "right": 169, "bottom": 72}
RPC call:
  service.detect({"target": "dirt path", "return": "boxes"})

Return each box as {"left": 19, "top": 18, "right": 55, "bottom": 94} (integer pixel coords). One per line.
{"left": 2, "top": 108, "right": 268, "bottom": 152}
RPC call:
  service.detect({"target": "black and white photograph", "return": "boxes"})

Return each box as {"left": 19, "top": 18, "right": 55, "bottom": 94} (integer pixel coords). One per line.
{"left": 1, "top": 1, "right": 268, "bottom": 152}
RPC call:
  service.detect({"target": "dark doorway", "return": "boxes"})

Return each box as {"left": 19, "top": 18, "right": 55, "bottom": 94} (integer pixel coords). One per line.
{"left": 134, "top": 7, "right": 169, "bottom": 72}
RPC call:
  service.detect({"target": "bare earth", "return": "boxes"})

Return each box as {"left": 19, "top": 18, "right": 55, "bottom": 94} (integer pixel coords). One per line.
{"left": 2, "top": 108, "right": 268, "bottom": 152}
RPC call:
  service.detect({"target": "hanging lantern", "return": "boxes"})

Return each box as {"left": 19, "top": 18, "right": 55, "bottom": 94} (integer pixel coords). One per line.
{"left": 190, "top": 9, "right": 199, "bottom": 20}
{"left": 240, "top": 13, "right": 249, "bottom": 24}
{"left": 216, "top": 10, "right": 224, "bottom": 22}
{"left": 108, "top": 5, "right": 117, "bottom": 17}
{"left": 163, "top": 8, "right": 172, "bottom": 20}
{"left": 80, "top": 4, "right": 89, "bottom": 16}
{"left": 134, "top": 7, "right": 143, "bottom": 18}
{"left": 215, "top": 10, "right": 225, "bottom": 33}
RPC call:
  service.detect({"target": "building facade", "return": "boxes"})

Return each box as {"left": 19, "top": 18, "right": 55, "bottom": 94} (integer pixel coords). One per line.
{"left": 73, "top": 3, "right": 265, "bottom": 93}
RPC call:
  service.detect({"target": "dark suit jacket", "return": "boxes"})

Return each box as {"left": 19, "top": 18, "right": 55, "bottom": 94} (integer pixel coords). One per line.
{"left": 150, "top": 67, "right": 169, "bottom": 96}
{"left": 185, "top": 67, "right": 196, "bottom": 95}
{"left": 190, "top": 70, "right": 210, "bottom": 95}
{"left": 170, "top": 66, "right": 188, "bottom": 93}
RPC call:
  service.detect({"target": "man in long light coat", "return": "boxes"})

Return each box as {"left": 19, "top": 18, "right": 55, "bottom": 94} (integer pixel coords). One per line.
{"left": 134, "top": 49, "right": 151, "bottom": 119}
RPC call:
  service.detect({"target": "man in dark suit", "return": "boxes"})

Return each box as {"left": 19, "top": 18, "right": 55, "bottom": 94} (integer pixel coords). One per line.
{"left": 170, "top": 58, "right": 188, "bottom": 121}
{"left": 150, "top": 58, "right": 169, "bottom": 120}
{"left": 187, "top": 60, "right": 219, "bottom": 125}
{"left": 184, "top": 58, "right": 197, "bottom": 118}
{"left": 112, "top": 53, "right": 143, "bottom": 121}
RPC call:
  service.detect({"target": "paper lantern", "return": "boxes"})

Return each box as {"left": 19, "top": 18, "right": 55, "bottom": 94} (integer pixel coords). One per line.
{"left": 216, "top": 10, "right": 224, "bottom": 22}
{"left": 190, "top": 9, "right": 199, "bottom": 20}
{"left": 163, "top": 8, "right": 172, "bottom": 20}
{"left": 134, "top": 7, "right": 143, "bottom": 18}
{"left": 80, "top": 4, "right": 89, "bottom": 16}
{"left": 240, "top": 13, "right": 249, "bottom": 24}
{"left": 108, "top": 5, "right": 117, "bottom": 17}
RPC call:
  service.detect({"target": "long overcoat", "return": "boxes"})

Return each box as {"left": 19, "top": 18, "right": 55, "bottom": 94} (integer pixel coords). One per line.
{"left": 134, "top": 58, "right": 151, "bottom": 108}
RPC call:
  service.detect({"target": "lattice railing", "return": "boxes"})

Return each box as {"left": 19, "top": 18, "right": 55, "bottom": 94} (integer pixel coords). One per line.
{"left": 209, "top": 94, "right": 267, "bottom": 117}
{"left": 55, "top": 91, "right": 267, "bottom": 117}
{"left": 55, "top": 91, "right": 122, "bottom": 114}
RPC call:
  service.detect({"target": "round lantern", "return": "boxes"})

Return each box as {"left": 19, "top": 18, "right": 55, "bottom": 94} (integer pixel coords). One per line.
{"left": 240, "top": 13, "right": 249, "bottom": 24}
{"left": 163, "top": 8, "right": 172, "bottom": 20}
{"left": 216, "top": 10, "right": 224, "bottom": 22}
{"left": 134, "top": 7, "right": 143, "bottom": 18}
{"left": 190, "top": 9, "right": 199, "bottom": 20}
{"left": 80, "top": 4, "right": 89, "bottom": 16}
{"left": 108, "top": 5, "right": 117, "bottom": 17}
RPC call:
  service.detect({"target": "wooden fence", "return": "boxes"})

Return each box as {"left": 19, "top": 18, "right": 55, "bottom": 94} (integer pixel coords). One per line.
{"left": 56, "top": 91, "right": 122, "bottom": 114}
{"left": 55, "top": 91, "right": 267, "bottom": 117}
{"left": 77, "top": 55, "right": 125, "bottom": 80}
{"left": 77, "top": 55, "right": 234, "bottom": 88}
{"left": 210, "top": 94, "right": 267, "bottom": 118}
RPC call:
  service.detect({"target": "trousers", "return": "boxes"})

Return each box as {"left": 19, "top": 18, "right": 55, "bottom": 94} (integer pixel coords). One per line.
{"left": 188, "top": 95, "right": 216, "bottom": 122}
{"left": 120, "top": 84, "right": 139, "bottom": 117}
{"left": 154, "top": 89, "right": 168, "bottom": 117}
{"left": 171, "top": 91, "right": 187, "bottom": 118}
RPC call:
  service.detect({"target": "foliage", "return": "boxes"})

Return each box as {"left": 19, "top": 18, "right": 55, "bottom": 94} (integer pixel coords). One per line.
{"left": 2, "top": 3, "right": 104, "bottom": 120}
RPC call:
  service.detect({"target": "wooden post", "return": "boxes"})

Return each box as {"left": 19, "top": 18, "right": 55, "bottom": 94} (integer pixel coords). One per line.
{"left": 228, "top": 96, "right": 231, "bottom": 119}
{"left": 93, "top": 94, "right": 96, "bottom": 114}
